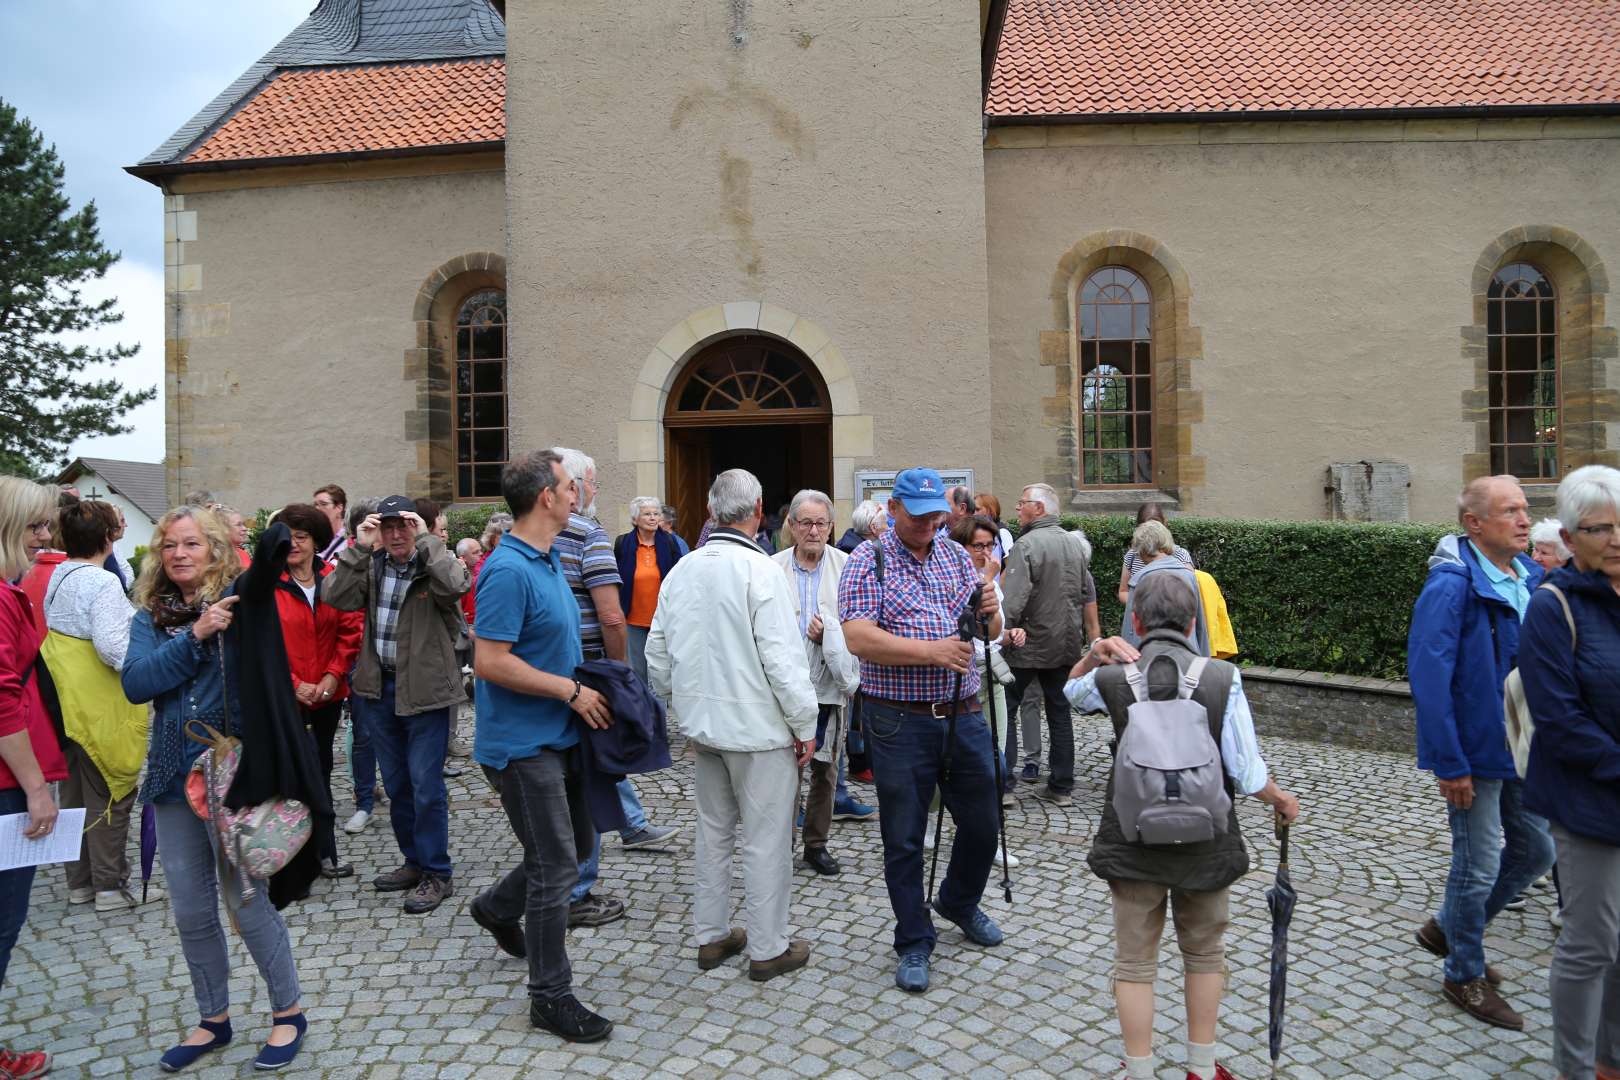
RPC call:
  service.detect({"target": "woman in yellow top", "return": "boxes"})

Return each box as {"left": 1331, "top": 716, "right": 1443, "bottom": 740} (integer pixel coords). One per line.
{"left": 615, "top": 496, "right": 684, "bottom": 683}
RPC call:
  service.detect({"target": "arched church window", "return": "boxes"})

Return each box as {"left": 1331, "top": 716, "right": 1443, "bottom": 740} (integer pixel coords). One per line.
{"left": 1077, "top": 267, "right": 1152, "bottom": 486}
{"left": 1488, "top": 263, "right": 1560, "bottom": 479}
{"left": 455, "top": 289, "right": 507, "bottom": 499}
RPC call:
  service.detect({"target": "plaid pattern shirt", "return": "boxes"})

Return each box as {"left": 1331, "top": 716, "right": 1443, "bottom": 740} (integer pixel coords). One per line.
{"left": 837, "top": 527, "right": 981, "bottom": 701}
{"left": 373, "top": 552, "right": 418, "bottom": 669}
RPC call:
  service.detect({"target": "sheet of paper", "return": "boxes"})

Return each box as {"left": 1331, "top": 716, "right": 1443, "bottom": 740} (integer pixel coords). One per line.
{"left": 0, "top": 808, "right": 87, "bottom": 871}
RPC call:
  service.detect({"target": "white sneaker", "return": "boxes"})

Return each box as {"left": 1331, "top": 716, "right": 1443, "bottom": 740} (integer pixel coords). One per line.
{"left": 345, "top": 809, "right": 372, "bottom": 834}
{"left": 924, "top": 823, "right": 937, "bottom": 849}
{"left": 996, "top": 845, "right": 1021, "bottom": 869}
{"left": 94, "top": 889, "right": 134, "bottom": 912}
{"left": 1551, "top": 907, "right": 1565, "bottom": 930}
{"left": 68, "top": 887, "right": 95, "bottom": 905}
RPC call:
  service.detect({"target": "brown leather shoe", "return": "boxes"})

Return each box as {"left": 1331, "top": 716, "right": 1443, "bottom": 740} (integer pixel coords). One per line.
{"left": 372, "top": 864, "right": 422, "bottom": 893}
{"left": 1443, "top": 977, "right": 1525, "bottom": 1030}
{"left": 748, "top": 939, "right": 811, "bottom": 982}
{"left": 697, "top": 928, "right": 747, "bottom": 971}
{"left": 1414, "top": 918, "right": 1503, "bottom": 987}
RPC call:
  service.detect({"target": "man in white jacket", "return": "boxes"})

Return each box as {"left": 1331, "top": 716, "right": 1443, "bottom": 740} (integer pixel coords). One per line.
{"left": 771, "top": 489, "right": 870, "bottom": 878}
{"left": 647, "top": 469, "right": 820, "bottom": 982}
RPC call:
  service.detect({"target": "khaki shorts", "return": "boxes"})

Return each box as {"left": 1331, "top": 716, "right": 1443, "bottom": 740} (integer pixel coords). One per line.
{"left": 1109, "top": 878, "right": 1230, "bottom": 984}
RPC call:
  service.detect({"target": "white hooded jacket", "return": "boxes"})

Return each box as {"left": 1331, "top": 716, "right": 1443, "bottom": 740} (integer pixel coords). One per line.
{"left": 646, "top": 529, "right": 819, "bottom": 751}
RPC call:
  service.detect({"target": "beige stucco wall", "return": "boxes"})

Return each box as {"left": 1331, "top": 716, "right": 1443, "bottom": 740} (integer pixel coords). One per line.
{"left": 162, "top": 166, "right": 505, "bottom": 512}
{"left": 985, "top": 119, "right": 1620, "bottom": 523}
{"left": 504, "top": 1, "right": 994, "bottom": 531}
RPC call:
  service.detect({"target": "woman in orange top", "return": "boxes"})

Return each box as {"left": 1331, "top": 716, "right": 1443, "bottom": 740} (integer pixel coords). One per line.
{"left": 614, "top": 496, "right": 682, "bottom": 684}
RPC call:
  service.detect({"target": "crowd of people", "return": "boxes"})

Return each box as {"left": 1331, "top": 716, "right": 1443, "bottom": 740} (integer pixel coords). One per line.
{"left": 0, "top": 447, "right": 1615, "bottom": 1079}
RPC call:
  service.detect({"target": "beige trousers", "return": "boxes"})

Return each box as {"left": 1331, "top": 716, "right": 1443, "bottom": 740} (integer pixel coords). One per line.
{"left": 693, "top": 743, "right": 799, "bottom": 962}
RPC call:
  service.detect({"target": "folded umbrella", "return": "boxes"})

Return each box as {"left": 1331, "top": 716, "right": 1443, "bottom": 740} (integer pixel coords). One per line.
{"left": 1266, "top": 814, "right": 1297, "bottom": 1077}
{"left": 140, "top": 801, "right": 157, "bottom": 904}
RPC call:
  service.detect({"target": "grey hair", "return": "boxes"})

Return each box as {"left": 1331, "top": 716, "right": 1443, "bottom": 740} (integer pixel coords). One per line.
{"left": 183, "top": 489, "right": 214, "bottom": 507}
{"left": 660, "top": 504, "right": 678, "bottom": 526}
{"left": 455, "top": 537, "right": 482, "bottom": 557}
{"left": 1556, "top": 464, "right": 1620, "bottom": 535}
{"left": 1132, "top": 519, "right": 1175, "bottom": 561}
{"left": 851, "top": 499, "right": 885, "bottom": 537}
{"left": 708, "top": 469, "right": 763, "bottom": 526}
{"left": 949, "top": 486, "right": 975, "bottom": 512}
{"left": 1458, "top": 474, "right": 1522, "bottom": 526}
{"left": 1529, "top": 517, "right": 1569, "bottom": 556}
{"left": 629, "top": 496, "right": 662, "bottom": 523}
{"left": 1133, "top": 569, "right": 1200, "bottom": 634}
{"left": 1067, "top": 527, "right": 1092, "bottom": 562}
{"left": 1022, "top": 483, "right": 1059, "bottom": 516}
{"left": 552, "top": 447, "right": 596, "bottom": 515}
{"left": 347, "top": 498, "right": 379, "bottom": 536}
{"left": 481, "top": 511, "right": 513, "bottom": 544}
{"left": 788, "top": 488, "right": 833, "bottom": 523}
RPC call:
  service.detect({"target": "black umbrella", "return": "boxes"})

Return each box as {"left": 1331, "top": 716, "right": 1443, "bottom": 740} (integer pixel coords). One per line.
{"left": 1265, "top": 814, "right": 1296, "bottom": 1077}
{"left": 139, "top": 801, "right": 157, "bottom": 904}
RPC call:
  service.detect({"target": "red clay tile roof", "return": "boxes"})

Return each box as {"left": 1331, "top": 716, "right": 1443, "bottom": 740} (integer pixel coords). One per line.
{"left": 987, "top": 0, "right": 1620, "bottom": 119}
{"left": 184, "top": 58, "right": 504, "bottom": 163}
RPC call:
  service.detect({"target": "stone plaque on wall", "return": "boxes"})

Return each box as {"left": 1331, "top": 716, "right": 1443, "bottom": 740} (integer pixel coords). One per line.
{"left": 1326, "top": 461, "right": 1410, "bottom": 522}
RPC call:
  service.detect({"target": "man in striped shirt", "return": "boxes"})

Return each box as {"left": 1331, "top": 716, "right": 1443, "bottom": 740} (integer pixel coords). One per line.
{"left": 551, "top": 449, "right": 681, "bottom": 929}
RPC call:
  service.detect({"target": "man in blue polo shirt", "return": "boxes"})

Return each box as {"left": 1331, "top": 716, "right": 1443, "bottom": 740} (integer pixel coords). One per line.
{"left": 468, "top": 448, "right": 616, "bottom": 1044}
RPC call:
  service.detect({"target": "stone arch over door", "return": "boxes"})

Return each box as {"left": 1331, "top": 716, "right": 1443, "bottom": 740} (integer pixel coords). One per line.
{"left": 406, "top": 251, "right": 507, "bottom": 502}
{"left": 620, "top": 303, "right": 873, "bottom": 529}
{"left": 1461, "top": 226, "right": 1616, "bottom": 503}
{"left": 1046, "top": 230, "right": 1206, "bottom": 511}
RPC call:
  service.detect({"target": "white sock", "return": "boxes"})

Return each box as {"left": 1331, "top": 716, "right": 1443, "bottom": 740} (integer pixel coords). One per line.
{"left": 1124, "top": 1053, "right": 1155, "bottom": 1079}
{"left": 1187, "top": 1040, "right": 1217, "bottom": 1079}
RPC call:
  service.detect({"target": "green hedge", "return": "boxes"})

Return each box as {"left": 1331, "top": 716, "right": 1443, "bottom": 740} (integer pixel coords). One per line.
{"left": 1023, "top": 515, "right": 1454, "bottom": 680}
{"left": 448, "top": 502, "right": 511, "bottom": 545}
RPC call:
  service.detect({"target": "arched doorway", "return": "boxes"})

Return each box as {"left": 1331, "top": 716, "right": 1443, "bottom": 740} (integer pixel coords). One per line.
{"left": 664, "top": 334, "right": 833, "bottom": 544}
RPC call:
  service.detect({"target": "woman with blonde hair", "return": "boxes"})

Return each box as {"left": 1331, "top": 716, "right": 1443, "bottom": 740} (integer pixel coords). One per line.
{"left": 0, "top": 475, "right": 66, "bottom": 1080}
{"left": 122, "top": 506, "right": 310, "bottom": 1073}
{"left": 1120, "top": 519, "right": 1210, "bottom": 656}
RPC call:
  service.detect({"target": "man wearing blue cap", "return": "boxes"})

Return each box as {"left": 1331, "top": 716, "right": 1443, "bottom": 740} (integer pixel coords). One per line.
{"left": 838, "top": 467, "right": 1004, "bottom": 992}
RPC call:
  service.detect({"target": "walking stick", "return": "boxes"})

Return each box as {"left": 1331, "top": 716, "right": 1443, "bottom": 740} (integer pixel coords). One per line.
{"left": 926, "top": 585, "right": 982, "bottom": 906}
{"left": 980, "top": 617, "right": 1013, "bottom": 904}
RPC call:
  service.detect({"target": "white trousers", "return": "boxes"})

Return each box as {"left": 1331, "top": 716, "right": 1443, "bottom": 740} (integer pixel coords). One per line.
{"left": 692, "top": 743, "right": 798, "bottom": 962}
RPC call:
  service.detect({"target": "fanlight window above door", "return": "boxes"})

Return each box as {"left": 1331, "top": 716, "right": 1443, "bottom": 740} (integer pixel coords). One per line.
{"left": 668, "top": 335, "right": 828, "bottom": 424}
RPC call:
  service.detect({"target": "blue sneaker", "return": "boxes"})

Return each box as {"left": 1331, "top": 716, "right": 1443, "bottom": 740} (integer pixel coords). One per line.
{"left": 931, "top": 901, "right": 1004, "bottom": 947}
{"left": 895, "top": 951, "right": 930, "bottom": 992}
{"left": 832, "top": 798, "right": 877, "bottom": 822}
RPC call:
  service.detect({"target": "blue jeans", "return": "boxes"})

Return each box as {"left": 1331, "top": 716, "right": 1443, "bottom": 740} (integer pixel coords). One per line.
{"left": 865, "top": 701, "right": 1000, "bottom": 956}
{"left": 354, "top": 674, "right": 452, "bottom": 878}
{"left": 349, "top": 697, "right": 377, "bottom": 813}
{"left": 0, "top": 787, "right": 34, "bottom": 993}
{"left": 1435, "top": 777, "right": 1555, "bottom": 983}
{"left": 154, "top": 801, "right": 301, "bottom": 1017}
{"left": 570, "top": 780, "right": 651, "bottom": 903}
{"left": 627, "top": 625, "right": 651, "bottom": 685}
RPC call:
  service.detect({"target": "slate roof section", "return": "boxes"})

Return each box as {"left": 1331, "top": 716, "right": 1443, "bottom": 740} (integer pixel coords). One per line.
{"left": 136, "top": 0, "right": 504, "bottom": 170}
{"left": 58, "top": 458, "right": 169, "bottom": 523}
{"left": 986, "top": 0, "right": 1620, "bottom": 121}
{"left": 183, "top": 59, "right": 504, "bottom": 163}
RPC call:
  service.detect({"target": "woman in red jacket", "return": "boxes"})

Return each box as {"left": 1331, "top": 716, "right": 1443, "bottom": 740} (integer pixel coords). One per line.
{"left": 0, "top": 476, "right": 66, "bottom": 1080}
{"left": 274, "top": 504, "right": 364, "bottom": 880}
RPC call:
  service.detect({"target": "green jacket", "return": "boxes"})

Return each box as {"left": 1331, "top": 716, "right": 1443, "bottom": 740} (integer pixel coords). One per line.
{"left": 324, "top": 535, "right": 470, "bottom": 716}
{"left": 1001, "top": 516, "right": 1090, "bottom": 669}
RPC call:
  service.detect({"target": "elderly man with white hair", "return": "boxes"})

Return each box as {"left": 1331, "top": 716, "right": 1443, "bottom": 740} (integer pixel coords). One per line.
{"left": 647, "top": 469, "right": 819, "bottom": 982}
{"left": 836, "top": 499, "right": 888, "bottom": 554}
{"left": 999, "top": 482, "right": 1092, "bottom": 806}
{"left": 771, "top": 489, "right": 872, "bottom": 878}
{"left": 1529, "top": 516, "right": 1572, "bottom": 572}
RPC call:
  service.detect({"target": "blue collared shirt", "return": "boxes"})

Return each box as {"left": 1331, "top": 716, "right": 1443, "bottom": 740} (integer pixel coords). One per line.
{"left": 791, "top": 557, "right": 823, "bottom": 635}
{"left": 1064, "top": 668, "right": 1270, "bottom": 795}
{"left": 1468, "top": 540, "right": 1530, "bottom": 621}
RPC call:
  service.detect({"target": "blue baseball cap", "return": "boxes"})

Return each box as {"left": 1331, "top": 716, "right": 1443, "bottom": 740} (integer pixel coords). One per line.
{"left": 890, "top": 468, "right": 951, "bottom": 516}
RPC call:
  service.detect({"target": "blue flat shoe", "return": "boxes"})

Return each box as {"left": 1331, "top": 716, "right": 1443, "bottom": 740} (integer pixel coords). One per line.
{"left": 895, "top": 950, "right": 930, "bottom": 992}
{"left": 159, "top": 1017, "right": 232, "bottom": 1073}
{"left": 931, "top": 901, "right": 1004, "bottom": 947}
{"left": 252, "top": 1012, "right": 306, "bottom": 1072}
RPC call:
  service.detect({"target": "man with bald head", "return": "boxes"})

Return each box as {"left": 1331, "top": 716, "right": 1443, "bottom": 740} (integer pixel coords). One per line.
{"left": 1407, "top": 474, "right": 1555, "bottom": 1031}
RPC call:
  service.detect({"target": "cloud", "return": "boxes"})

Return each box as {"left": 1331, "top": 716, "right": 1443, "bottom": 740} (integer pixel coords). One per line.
{"left": 60, "top": 258, "right": 167, "bottom": 465}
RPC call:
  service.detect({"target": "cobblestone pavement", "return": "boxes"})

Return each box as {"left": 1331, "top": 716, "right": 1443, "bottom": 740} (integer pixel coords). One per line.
{"left": 2, "top": 707, "right": 1561, "bottom": 1079}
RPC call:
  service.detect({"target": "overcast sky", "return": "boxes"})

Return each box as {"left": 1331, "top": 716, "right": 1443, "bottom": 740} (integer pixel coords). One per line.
{"left": 1, "top": 0, "right": 312, "bottom": 468}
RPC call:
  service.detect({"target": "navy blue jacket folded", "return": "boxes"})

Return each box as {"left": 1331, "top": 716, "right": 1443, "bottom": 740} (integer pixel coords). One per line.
{"left": 573, "top": 658, "right": 673, "bottom": 834}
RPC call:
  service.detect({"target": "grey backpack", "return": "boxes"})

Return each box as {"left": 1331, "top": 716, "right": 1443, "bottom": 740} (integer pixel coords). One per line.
{"left": 1112, "top": 655, "right": 1232, "bottom": 846}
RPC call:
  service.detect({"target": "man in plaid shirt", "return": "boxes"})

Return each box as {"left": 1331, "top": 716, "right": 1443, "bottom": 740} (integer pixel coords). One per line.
{"left": 838, "top": 467, "right": 1004, "bottom": 993}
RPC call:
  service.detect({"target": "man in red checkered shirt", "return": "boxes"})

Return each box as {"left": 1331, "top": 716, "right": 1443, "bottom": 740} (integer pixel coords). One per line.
{"left": 838, "top": 467, "right": 1004, "bottom": 994}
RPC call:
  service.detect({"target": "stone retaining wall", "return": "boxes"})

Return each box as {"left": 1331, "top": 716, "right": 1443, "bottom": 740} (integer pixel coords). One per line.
{"left": 1241, "top": 666, "right": 1415, "bottom": 754}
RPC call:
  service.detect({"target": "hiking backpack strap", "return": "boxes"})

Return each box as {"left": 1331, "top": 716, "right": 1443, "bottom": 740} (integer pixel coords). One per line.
{"left": 1122, "top": 660, "right": 1149, "bottom": 703}
{"left": 1178, "top": 656, "right": 1210, "bottom": 700}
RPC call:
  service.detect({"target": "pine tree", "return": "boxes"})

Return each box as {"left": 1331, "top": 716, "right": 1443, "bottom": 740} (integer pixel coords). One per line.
{"left": 0, "top": 98, "right": 154, "bottom": 475}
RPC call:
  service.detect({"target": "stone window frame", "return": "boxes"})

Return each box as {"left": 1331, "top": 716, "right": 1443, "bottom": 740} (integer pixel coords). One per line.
{"left": 1462, "top": 226, "right": 1616, "bottom": 502}
{"left": 407, "top": 251, "right": 507, "bottom": 503}
{"left": 1046, "top": 230, "right": 1206, "bottom": 510}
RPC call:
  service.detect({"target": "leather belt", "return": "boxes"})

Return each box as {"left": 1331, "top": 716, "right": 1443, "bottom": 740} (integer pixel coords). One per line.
{"left": 864, "top": 695, "right": 978, "bottom": 719}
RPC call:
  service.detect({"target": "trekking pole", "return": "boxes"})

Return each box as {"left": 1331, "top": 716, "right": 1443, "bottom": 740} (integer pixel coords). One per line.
{"left": 980, "top": 618, "right": 1013, "bottom": 904}
{"left": 926, "top": 585, "right": 981, "bottom": 906}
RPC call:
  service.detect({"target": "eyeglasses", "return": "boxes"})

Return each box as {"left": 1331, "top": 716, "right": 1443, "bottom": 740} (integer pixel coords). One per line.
{"left": 1575, "top": 522, "right": 1618, "bottom": 540}
{"left": 25, "top": 520, "right": 51, "bottom": 534}
{"left": 795, "top": 520, "right": 831, "bottom": 532}
{"left": 968, "top": 541, "right": 995, "bottom": 551}
{"left": 1014, "top": 499, "right": 1035, "bottom": 508}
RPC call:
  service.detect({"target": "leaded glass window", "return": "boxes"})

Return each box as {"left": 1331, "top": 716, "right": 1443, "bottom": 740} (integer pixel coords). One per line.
{"left": 454, "top": 289, "right": 507, "bottom": 499}
{"left": 1487, "top": 263, "right": 1559, "bottom": 480}
{"left": 1077, "top": 267, "right": 1153, "bottom": 486}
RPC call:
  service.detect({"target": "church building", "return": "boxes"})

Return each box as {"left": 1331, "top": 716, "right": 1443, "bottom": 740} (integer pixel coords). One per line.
{"left": 129, "top": 0, "right": 1620, "bottom": 535}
